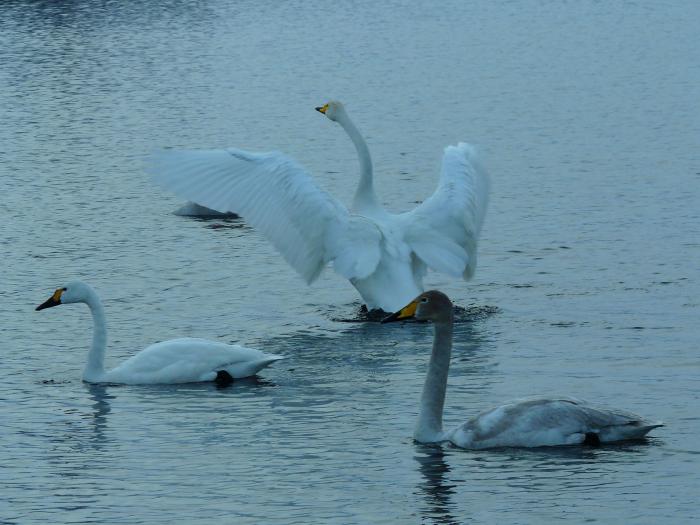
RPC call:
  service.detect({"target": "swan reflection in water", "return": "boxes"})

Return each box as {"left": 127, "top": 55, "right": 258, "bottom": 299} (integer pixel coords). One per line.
{"left": 85, "top": 382, "right": 114, "bottom": 449}
{"left": 414, "top": 444, "right": 460, "bottom": 525}
{"left": 44, "top": 382, "right": 115, "bottom": 461}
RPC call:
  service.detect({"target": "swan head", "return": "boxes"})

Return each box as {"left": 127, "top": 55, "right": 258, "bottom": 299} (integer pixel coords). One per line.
{"left": 315, "top": 100, "right": 345, "bottom": 122}
{"left": 381, "top": 290, "right": 454, "bottom": 324}
{"left": 36, "top": 281, "right": 92, "bottom": 310}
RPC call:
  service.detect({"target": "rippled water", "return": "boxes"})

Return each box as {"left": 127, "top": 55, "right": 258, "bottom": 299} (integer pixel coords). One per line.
{"left": 2, "top": 1, "right": 699, "bottom": 523}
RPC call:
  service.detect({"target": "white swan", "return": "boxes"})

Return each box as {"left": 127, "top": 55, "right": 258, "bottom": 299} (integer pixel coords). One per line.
{"left": 149, "top": 101, "right": 489, "bottom": 312}
{"left": 35, "top": 281, "right": 284, "bottom": 385}
{"left": 382, "top": 290, "right": 663, "bottom": 448}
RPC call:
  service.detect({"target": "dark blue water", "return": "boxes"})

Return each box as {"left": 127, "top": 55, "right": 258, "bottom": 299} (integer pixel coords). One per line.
{"left": 1, "top": 1, "right": 698, "bottom": 523}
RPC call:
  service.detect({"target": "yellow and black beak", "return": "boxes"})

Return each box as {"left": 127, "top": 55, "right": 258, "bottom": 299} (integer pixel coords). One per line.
{"left": 36, "top": 288, "right": 63, "bottom": 311}
{"left": 315, "top": 103, "right": 329, "bottom": 114}
{"left": 381, "top": 300, "right": 418, "bottom": 324}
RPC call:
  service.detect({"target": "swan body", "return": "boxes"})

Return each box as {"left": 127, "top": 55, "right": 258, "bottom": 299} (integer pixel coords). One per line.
{"left": 447, "top": 396, "right": 662, "bottom": 448}
{"left": 36, "top": 281, "right": 284, "bottom": 385}
{"left": 149, "top": 101, "right": 489, "bottom": 312}
{"left": 382, "top": 291, "right": 663, "bottom": 449}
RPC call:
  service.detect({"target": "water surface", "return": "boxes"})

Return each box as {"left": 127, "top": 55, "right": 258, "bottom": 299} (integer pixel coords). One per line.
{"left": 1, "top": 1, "right": 699, "bottom": 523}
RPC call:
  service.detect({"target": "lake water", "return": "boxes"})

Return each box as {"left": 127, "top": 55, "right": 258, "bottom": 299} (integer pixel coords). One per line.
{"left": 1, "top": 0, "right": 699, "bottom": 523}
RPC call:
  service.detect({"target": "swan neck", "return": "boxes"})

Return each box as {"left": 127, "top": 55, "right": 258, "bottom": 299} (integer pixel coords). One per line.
{"left": 83, "top": 290, "right": 107, "bottom": 382}
{"left": 415, "top": 319, "right": 453, "bottom": 443}
{"left": 337, "top": 111, "right": 380, "bottom": 213}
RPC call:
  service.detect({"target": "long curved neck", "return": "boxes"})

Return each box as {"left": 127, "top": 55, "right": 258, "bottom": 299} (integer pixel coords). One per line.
{"left": 415, "top": 317, "right": 453, "bottom": 443}
{"left": 83, "top": 290, "right": 107, "bottom": 382}
{"left": 336, "top": 110, "right": 381, "bottom": 213}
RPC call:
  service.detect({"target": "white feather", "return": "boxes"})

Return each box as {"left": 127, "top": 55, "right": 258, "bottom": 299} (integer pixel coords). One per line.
{"left": 150, "top": 147, "right": 384, "bottom": 285}
{"left": 104, "top": 338, "right": 283, "bottom": 385}
{"left": 149, "top": 102, "right": 490, "bottom": 311}
{"left": 151, "top": 148, "right": 350, "bottom": 283}
{"left": 405, "top": 143, "right": 490, "bottom": 279}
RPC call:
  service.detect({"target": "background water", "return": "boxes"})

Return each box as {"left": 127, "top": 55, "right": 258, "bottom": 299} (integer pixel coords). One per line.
{"left": 1, "top": 0, "right": 699, "bottom": 523}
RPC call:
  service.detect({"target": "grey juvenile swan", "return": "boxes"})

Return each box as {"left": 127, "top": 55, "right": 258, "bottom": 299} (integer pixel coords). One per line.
{"left": 382, "top": 290, "right": 663, "bottom": 448}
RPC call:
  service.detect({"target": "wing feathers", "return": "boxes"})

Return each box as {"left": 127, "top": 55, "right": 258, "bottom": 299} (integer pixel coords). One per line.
{"left": 327, "top": 217, "right": 382, "bottom": 280}
{"left": 149, "top": 148, "right": 382, "bottom": 283}
{"left": 150, "top": 142, "right": 489, "bottom": 287}
{"left": 405, "top": 143, "right": 490, "bottom": 279}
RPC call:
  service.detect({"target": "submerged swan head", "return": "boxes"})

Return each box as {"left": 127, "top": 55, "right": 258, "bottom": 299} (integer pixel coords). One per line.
{"left": 381, "top": 290, "right": 454, "bottom": 324}
{"left": 36, "top": 281, "right": 92, "bottom": 310}
{"left": 315, "top": 100, "right": 346, "bottom": 122}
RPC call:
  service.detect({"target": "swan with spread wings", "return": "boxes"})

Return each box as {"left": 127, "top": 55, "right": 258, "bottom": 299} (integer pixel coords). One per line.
{"left": 149, "top": 101, "right": 490, "bottom": 312}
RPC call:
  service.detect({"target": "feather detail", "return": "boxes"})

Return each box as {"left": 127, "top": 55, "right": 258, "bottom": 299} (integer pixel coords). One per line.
{"left": 149, "top": 148, "right": 382, "bottom": 283}
{"left": 405, "top": 143, "right": 490, "bottom": 279}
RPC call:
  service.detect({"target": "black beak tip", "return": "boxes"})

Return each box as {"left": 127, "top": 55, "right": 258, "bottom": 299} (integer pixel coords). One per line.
{"left": 36, "top": 298, "right": 59, "bottom": 311}
{"left": 315, "top": 106, "right": 323, "bottom": 113}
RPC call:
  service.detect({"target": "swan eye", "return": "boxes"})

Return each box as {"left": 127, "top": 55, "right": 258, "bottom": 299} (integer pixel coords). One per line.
{"left": 420, "top": 297, "right": 429, "bottom": 303}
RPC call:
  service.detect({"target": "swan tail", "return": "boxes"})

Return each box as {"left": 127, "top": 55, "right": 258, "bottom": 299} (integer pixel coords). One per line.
{"left": 600, "top": 420, "right": 664, "bottom": 442}
{"left": 634, "top": 421, "right": 664, "bottom": 436}
{"left": 258, "top": 354, "right": 286, "bottom": 366}
{"left": 222, "top": 355, "right": 285, "bottom": 379}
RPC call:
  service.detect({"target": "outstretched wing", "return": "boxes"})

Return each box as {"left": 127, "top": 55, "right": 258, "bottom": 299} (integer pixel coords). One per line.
{"left": 149, "top": 148, "right": 381, "bottom": 283}
{"left": 403, "top": 143, "right": 490, "bottom": 279}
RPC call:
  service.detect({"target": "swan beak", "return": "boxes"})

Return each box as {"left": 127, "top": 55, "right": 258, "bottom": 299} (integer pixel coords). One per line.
{"left": 315, "top": 104, "right": 329, "bottom": 114}
{"left": 36, "top": 288, "right": 63, "bottom": 311}
{"left": 381, "top": 300, "right": 418, "bottom": 323}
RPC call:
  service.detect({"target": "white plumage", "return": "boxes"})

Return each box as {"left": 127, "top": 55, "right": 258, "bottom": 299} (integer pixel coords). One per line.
{"left": 149, "top": 101, "right": 489, "bottom": 312}
{"left": 102, "top": 338, "right": 280, "bottom": 385}
{"left": 36, "top": 281, "right": 284, "bottom": 385}
{"left": 383, "top": 291, "right": 663, "bottom": 449}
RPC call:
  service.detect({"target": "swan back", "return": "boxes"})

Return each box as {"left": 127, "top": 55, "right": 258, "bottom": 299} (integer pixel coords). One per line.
{"left": 449, "top": 397, "right": 663, "bottom": 449}
{"left": 103, "top": 338, "right": 284, "bottom": 385}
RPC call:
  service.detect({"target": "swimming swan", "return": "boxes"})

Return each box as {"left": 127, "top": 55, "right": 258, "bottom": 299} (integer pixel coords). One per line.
{"left": 35, "top": 281, "right": 284, "bottom": 385}
{"left": 382, "top": 290, "right": 663, "bottom": 448}
{"left": 149, "top": 101, "right": 489, "bottom": 312}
